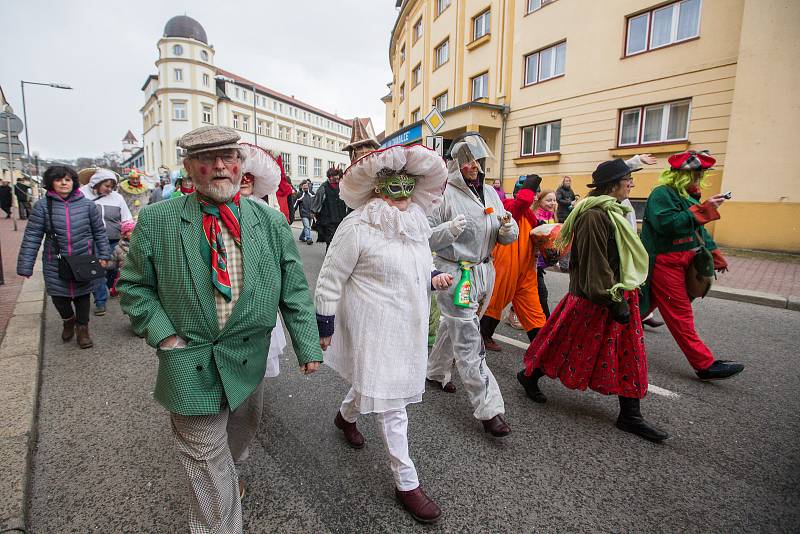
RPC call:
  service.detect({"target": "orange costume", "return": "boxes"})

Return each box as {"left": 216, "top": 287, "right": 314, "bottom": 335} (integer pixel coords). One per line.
{"left": 481, "top": 187, "right": 546, "bottom": 346}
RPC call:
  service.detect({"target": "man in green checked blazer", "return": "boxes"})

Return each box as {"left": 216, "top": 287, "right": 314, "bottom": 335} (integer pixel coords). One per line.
{"left": 118, "top": 125, "right": 322, "bottom": 534}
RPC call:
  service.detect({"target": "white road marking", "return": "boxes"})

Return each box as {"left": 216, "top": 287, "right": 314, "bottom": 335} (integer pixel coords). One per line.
{"left": 492, "top": 334, "right": 680, "bottom": 398}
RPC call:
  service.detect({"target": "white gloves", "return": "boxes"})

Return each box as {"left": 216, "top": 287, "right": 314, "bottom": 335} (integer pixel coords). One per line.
{"left": 449, "top": 214, "right": 467, "bottom": 236}
{"left": 498, "top": 221, "right": 515, "bottom": 238}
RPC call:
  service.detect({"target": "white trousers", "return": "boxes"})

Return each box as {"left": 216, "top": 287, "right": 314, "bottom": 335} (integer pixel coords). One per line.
{"left": 427, "top": 261, "right": 506, "bottom": 420}
{"left": 340, "top": 387, "right": 420, "bottom": 491}
{"left": 169, "top": 379, "right": 265, "bottom": 534}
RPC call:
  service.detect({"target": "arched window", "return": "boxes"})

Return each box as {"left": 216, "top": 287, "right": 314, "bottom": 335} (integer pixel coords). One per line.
{"left": 200, "top": 50, "right": 209, "bottom": 61}
{"left": 173, "top": 44, "right": 183, "bottom": 56}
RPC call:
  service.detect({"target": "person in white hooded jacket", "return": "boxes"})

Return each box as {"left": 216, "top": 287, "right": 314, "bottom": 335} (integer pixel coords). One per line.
{"left": 426, "top": 132, "right": 519, "bottom": 438}
{"left": 79, "top": 168, "right": 133, "bottom": 315}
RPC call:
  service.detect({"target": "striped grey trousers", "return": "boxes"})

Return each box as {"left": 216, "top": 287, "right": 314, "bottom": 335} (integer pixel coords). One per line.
{"left": 170, "top": 379, "right": 265, "bottom": 534}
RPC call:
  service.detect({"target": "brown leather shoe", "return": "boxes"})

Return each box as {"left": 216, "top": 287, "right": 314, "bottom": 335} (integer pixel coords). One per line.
{"left": 426, "top": 378, "right": 456, "bottom": 393}
{"left": 75, "top": 324, "right": 93, "bottom": 349}
{"left": 395, "top": 486, "right": 441, "bottom": 523}
{"left": 482, "top": 414, "right": 511, "bottom": 437}
{"left": 61, "top": 316, "right": 76, "bottom": 342}
{"left": 483, "top": 336, "right": 502, "bottom": 352}
{"left": 334, "top": 411, "right": 365, "bottom": 449}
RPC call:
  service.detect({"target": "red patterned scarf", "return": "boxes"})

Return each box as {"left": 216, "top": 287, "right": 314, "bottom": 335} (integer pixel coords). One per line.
{"left": 197, "top": 192, "right": 242, "bottom": 301}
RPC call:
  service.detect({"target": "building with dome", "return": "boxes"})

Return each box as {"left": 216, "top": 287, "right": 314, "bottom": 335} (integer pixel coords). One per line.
{"left": 140, "top": 15, "right": 353, "bottom": 184}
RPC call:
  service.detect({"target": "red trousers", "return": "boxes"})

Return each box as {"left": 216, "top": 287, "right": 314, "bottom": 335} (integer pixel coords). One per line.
{"left": 648, "top": 250, "right": 715, "bottom": 371}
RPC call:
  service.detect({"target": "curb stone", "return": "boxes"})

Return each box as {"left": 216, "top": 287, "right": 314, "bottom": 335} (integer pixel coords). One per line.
{"left": 0, "top": 257, "right": 44, "bottom": 534}
{"left": 707, "top": 285, "right": 794, "bottom": 310}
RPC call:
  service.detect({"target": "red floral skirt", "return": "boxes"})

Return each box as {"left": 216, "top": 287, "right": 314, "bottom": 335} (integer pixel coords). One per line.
{"left": 523, "top": 291, "right": 648, "bottom": 399}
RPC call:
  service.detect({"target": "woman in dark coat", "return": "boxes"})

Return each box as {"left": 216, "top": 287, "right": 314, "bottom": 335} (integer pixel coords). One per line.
{"left": 17, "top": 166, "right": 111, "bottom": 349}
{"left": 517, "top": 159, "right": 668, "bottom": 443}
{"left": 555, "top": 175, "right": 577, "bottom": 223}
{"left": 0, "top": 180, "right": 12, "bottom": 218}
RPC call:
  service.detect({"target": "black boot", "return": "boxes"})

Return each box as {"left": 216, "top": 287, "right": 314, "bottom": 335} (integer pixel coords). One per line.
{"left": 616, "top": 397, "right": 669, "bottom": 443}
{"left": 517, "top": 368, "right": 547, "bottom": 403}
{"left": 526, "top": 328, "right": 540, "bottom": 342}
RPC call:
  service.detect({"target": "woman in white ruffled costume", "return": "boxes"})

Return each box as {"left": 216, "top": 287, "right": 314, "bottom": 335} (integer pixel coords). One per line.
{"left": 239, "top": 142, "right": 287, "bottom": 378}
{"left": 315, "top": 145, "right": 452, "bottom": 523}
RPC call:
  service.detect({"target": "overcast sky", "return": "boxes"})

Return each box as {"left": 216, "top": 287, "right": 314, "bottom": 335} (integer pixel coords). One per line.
{"left": 1, "top": 0, "right": 398, "bottom": 160}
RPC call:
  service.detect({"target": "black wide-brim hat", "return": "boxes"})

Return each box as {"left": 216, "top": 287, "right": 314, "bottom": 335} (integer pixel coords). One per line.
{"left": 588, "top": 158, "right": 641, "bottom": 188}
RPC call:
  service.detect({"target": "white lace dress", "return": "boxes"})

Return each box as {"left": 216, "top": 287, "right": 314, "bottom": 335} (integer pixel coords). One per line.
{"left": 315, "top": 198, "right": 434, "bottom": 413}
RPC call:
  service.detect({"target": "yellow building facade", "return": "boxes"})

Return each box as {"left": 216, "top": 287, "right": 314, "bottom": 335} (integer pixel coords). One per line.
{"left": 384, "top": 0, "right": 800, "bottom": 252}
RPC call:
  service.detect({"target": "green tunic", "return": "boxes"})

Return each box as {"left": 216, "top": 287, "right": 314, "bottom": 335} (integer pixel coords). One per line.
{"left": 118, "top": 194, "right": 322, "bottom": 416}
{"left": 639, "top": 185, "right": 719, "bottom": 312}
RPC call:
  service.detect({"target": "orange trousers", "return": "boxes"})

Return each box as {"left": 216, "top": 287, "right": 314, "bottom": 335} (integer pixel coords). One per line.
{"left": 484, "top": 217, "right": 546, "bottom": 331}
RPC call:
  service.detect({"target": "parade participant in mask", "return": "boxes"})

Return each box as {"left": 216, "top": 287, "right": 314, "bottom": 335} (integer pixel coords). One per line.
{"left": 78, "top": 168, "right": 133, "bottom": 315}
{"left": 118, "top": 126, "right": 322, "bottom": 532}
{"left": 118, "top": 168, "right": 150, "bottom": 221}
{"left": 426, "top": 132, "right": 518, "bottom": 437}
{"left": 480, "top": 174, "right": 547, "bottom": 350}
{"left": 316, "top": 144, "right": 451, "bottom": 523}
{"left": 518, "top": 159, "right": 669, "bottom": 443}
{"left": 640, "top": 150, "right": 744, "bottom": 381}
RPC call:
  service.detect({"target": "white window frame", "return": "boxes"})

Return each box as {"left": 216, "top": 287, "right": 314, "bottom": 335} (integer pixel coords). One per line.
{"left": 313, "top": 158, "right": 322, "bottom": 178}
{"left": 257, "top": 121, "right": 264, "bottom": 135}
{"left": 435, "top": 39, "right": 449, "bottom": 68}
{"left": 434, "top": 91, "right": 448, "bottom": 111}
{"left": 437, "top": 0, "right": 451, "bottom": 15}
{"left": 232, "top": 113, "right": 240, "bottom": 129}
{"left": 617, "top": 99, "right": 692, "bottom": 146}
{"left": 235, "top": 87, "right": 240, "bottom": 99}
{"left": 281, "top": 153, "right": 292, "bottom": 175}
{"left": 625, "top": 0, "right": 702, "bottom": 57}
{"left": 413, "top": 17, "right": 423, "bottom": 42}
{"left": 173, "top": 44, "right": 183, "bottom": 56}
{"left": 200, "top": 50, "right": 209, "bottom": 61}
{"left": 473, "top": 10, "right": 491, "bottom": 40}
{"left": 174, "top": 68, "right": 183, "bottom": 82}
{"left": 400, "top": 44, "right": 406, "bottom": 64}
{"left": 202, "top": 73, "right": 210, "bottom": 87}
{"left": 201, "top": 105, "right": 213, "bottom": 124}
{"left": 412, "top": 64, "right": 422, "bottom": 86}
{"left": 399, "top": 83, "right": 405, "bottom": 102}
{"left": 526, "top": 0, "right": 556, "bottom": 14}
{"left": 298, "top": 155, "right": 308, "bottom": 176}
{"left": 524, "top": 41, "right": 566, "bottom": 86}
{"left": 242, "top": 115, "right": 249, "bottom": 132}
{"left": 520, "top": 120, "right": 561, "bottom": 156}
{"left": 471, "top": 72, "right": 488, "bottom": 100}
{"left": 172, "top": 101, "right": 187, "bottom": 121}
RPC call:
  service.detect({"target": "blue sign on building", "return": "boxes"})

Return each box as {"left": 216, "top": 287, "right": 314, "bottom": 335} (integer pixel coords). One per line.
{"left": 380, "top": 124, "right": 423, "bottom": 148}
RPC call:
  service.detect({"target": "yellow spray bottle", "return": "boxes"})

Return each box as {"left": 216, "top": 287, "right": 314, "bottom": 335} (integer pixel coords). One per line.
{"left": 453, "top": 261, "right": 472, "bottom": 308}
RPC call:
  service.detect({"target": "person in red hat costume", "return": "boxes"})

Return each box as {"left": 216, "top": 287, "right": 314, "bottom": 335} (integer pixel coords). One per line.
{"left": 639, "top": 150, "right": 744, "bottom": 381}
{"left": 517, "top": 158, "right": 668, "bottom": 442}
{"left": 479, "top": 174, "right": 547, "bottom": 350}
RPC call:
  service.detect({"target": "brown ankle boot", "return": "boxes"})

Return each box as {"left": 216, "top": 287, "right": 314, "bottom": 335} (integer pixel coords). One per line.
{"left": 61, "top": 316, "right": 76, "bottom": 342}
{"left": 395, "top": 486, "right": 441, "bottom": 523}
{"left": 75, "top": 324, "right": 93, "bottom": 349}
{"left": 334, "top": 411, "right": 365, "bottom": 449}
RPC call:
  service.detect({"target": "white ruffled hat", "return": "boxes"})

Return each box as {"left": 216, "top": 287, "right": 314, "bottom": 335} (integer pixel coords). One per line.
{"left": 239, "top": 142, "right": 281, "bottom": 197}
{"left": 340, "top": 144, "right": 447, "bottom": 213}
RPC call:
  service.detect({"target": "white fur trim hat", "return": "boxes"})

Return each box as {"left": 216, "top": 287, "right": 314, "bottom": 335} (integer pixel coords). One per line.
{"left": 239, "top": 142, "right": 281, "bottom": 197}
{"left": 340, "top": 144, "right": 447, "bottom": 214}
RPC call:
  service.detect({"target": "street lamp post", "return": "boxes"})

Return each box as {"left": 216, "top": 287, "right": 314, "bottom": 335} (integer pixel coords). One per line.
{"left": 20, "top": 80, "right": 73, "bottom": 162}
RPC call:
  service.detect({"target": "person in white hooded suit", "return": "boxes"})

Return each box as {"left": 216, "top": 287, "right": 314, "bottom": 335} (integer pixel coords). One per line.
{"left": 315, "top": 144, "right": 452, "bottom": 523}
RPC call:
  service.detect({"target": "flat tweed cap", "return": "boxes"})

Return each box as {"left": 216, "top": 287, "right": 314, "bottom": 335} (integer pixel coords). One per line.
{"left": 178, "top": 126, "right": 241, "bottom": 156}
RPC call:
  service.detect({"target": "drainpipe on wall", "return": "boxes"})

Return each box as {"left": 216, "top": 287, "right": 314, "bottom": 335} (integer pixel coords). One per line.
{"left": 498, "top": 105, "right": 511, "bottom": 181}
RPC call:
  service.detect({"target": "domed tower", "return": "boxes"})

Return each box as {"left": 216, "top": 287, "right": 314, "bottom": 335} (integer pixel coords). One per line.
{"left": 151, "top": 15, "right": 218, "bottom": 168}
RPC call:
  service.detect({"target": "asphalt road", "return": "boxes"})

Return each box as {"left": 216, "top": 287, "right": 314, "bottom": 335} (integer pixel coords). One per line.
{"left": 28, "top": 229, "right": 800, "bottom": 533}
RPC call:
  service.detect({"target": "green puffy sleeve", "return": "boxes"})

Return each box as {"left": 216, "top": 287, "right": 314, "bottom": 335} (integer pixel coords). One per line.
{"left": 276, "top": 217, "right": 324, "bottom": 365}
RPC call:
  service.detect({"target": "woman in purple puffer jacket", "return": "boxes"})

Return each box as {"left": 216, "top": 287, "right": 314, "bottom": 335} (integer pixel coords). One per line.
{"left": 17, "top": 166, "right": 111, "bottom": 348}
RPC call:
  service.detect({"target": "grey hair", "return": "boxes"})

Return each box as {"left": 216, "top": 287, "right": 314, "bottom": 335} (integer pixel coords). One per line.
{"left": 237, "top": 147, "right": 248, "bottom": 163}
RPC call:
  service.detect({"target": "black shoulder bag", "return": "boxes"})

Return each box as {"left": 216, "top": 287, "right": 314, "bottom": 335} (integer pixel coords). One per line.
{"left": 47, "top": 196, "right": 106, "bottom": 282}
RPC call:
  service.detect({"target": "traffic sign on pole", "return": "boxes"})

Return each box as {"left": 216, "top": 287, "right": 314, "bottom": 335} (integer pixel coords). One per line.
{"left": 424, "top": 107, "right": 446, "bottom": 135}
{"left": 425, "top": 135, "right": 444, "bottom": 157}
